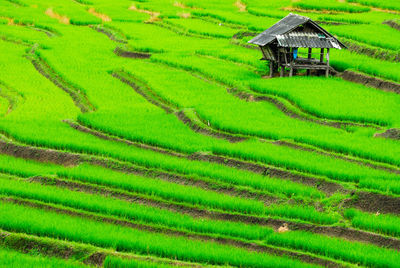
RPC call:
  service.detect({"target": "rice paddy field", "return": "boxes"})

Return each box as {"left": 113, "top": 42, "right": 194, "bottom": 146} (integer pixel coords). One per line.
{"left": 0, "top": 0, "right": 400, "bottom": 267}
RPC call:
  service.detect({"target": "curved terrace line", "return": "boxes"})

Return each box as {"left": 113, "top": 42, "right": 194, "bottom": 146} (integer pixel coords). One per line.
{"left": 26, "top": 46, "right": 95, "bottom": 113}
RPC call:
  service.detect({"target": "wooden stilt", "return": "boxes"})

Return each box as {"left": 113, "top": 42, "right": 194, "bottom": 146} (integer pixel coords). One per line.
{"left": 280, "top": 66, "right": 284, "bottom": 77}
{"left": 289, "top": 65, "right": 293, "bottom": 77}
{"left": 326, "top": 48, "right": 330, "bottom": 78}
{"left": 269, "top": 61, "right": 273, "bottom": 77}
{"left": 320, "top": 48, "right": 324, "bottom": 63}
{"left": 307, "top": 48, "right": 312, "bottom": 76}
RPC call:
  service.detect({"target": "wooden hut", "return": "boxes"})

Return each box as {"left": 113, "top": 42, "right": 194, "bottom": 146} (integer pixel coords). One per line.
{"left": 248, "top": 13, "right": 346, "bottom": 77}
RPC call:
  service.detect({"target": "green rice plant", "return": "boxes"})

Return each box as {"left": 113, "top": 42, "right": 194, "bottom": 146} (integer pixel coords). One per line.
{"left": 0, "top": 247, "right": 86, "bottom": 268}
{"left": 2, "top": 26, "right": 398, "bottom": 197}
{"left": 249, "top": 76, "right": 400, "bottom": 127}
{"left": 344, "top": 208, "right": 400, "bottom": 237}
{"left": 325, "top": 23, "right": 400, "bottom": 51}
{"left": 59, "top": 164, "right": 337, "bottom": 224}
{"left": 292, "top": 0, "right": 370, "bottom": 13}
{"left": 58, "top": 163, "right": 266, "bottom": 215}
{"left": 358, "top": 177, "right": 400, "bottom": 195}
{"left": 0, "top": 175, "right": 275, "bottom": 241}
{"left": 266, "top": 230, "right": 400, "bottom": 267}
{"left": 0, "top": 154, "right": 61, "bottom": 178}
{"left": 347, "top": 0, "right": 400, "bottom": 11}
{"left": 330, "top": 50, "right": 400, "bottom": 82}
{"left": 20, "top": 0, "right": 102, "bottom": 25}
{"left": 149, "top": 53, "right": 400, "bottom": 167}
{"left": 0, "top": 201, "right": 316, "bottom": 268}
{"left": 164, "top": 18, "right": 238, "bottom": 38}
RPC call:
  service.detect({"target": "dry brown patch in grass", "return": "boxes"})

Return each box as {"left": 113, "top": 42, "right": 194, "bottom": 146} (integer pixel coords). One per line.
{"left": 129, "top": 4, "right": 161, "bottom": 23}
{"left": 174, "top": 1, "right": 187, "bottom": 9}
{"left": 235, "top": 0, "right": 247, "bottom": 12}
{"left": 45, "top": 8, "right": 70, "bottom": 24}
{"left": 88, "top": 8, "right": 111, "bottom": 22}
{"left": 178, "top": 12, "right": 191, "bottom": 18}
{"left": 173, "top": 2, "right": 200, "bottom": 10}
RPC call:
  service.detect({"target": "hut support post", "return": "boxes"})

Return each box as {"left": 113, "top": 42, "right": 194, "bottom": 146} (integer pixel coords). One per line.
{"left": 307, "top": 48, "right": 312, "bottom": 75}
{"left": 269, "top": 61, "right": 273, "bottom": 77}
{"left": 320, "top": 48, "right": 324, "bottom": 63}
{"left": 289, "top": 65, "right": 293, "bottom": 77}
{"left": 326, "top": 48, "right": 330, "bottom": 78}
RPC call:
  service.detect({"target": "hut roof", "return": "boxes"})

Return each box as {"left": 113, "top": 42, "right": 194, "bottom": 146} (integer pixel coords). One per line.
{"left": 248, "top": 13, "right": 345, "bottom": 49}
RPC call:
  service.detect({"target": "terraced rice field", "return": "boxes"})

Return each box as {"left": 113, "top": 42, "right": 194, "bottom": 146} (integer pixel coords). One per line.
{"left": 0, "top": 0, "right": 400, "bottom": 267}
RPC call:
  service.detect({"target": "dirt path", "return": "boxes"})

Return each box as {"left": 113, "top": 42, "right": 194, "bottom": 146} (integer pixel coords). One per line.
{"left": 0, "top": 139, "right": 81, "bottom": 166}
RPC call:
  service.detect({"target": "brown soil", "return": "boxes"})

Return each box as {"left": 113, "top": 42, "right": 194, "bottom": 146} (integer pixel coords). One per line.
{"left": 0, "top": 139, "right": 81, "bottom": 166}
{"left": 347, "top": 191, "right": 400, "bottom": 215}
{"left": 83, "top": 252, "right": 107, "bottom": 266}
{"left": 374, "top": 128, "right": 400, "bottom": 140}
{"left": 273, "top": 140, "right": 400, "bottom": 175}
{"left": 314, "top": 20, "right": 347, "bottom": 25}
{"left": 30, "top": 26, "right": 55, "bottom": 38}
{"left": 341, "top": 70, "right": 400, "bottom": 95}
{"left": 176, "top": 110, "right": 246, "bottom": 143}
{"left": 383, "top": 20, "right": 400, "bottom": 31}
{"left": 232, "top": 31, "right": 257, "bottom": 40}
{"left": 27, "top": 50, "right": 94, "bottom": 113}
{"left": 113, "top": 47, "right": 151, "bottom": 59}
{"left": 90, "top": 25, "right": 127, "bottom": 44}
{"left": 1, "top": 196, "right": 342, "bottom": 267}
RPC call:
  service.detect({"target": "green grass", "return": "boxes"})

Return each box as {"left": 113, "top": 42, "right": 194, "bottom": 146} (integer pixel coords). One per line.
{"left": 345, "top": 208, "right": 400, "bottom": 237}
{"left": 0, "top": 247, "right": 86, "bottom": 268}
{"left": 347, "top": 0, "right": 400, "bottom": 11}
{"left": 292, "top": 0, "right": 370, "bottom": 13}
